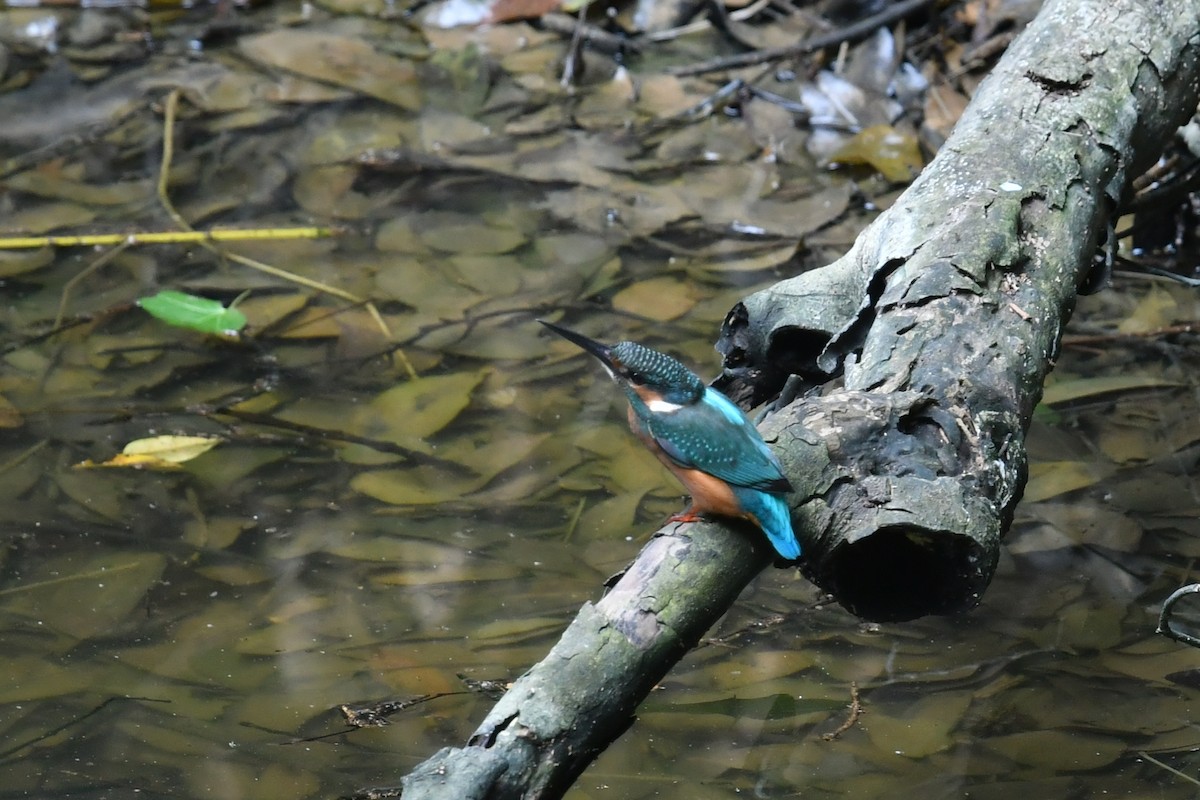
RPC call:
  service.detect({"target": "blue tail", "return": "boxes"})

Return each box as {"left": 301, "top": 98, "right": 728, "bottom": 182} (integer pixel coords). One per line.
{"left": 733, "top": 487, "right": 801, "bottom": 560}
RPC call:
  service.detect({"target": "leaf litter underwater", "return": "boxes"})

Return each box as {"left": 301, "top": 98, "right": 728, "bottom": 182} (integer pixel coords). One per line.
{"left": 0, "top": 4, "right": 1199, "bottom": 799}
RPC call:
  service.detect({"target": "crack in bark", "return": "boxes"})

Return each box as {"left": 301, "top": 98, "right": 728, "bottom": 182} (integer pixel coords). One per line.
{"left": 471, "top": 712, "right": 521, "bottom": 749}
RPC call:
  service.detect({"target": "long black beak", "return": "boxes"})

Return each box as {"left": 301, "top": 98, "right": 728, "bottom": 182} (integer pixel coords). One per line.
{"left": 538, "top": 319, "right": 617, "bottom": 371}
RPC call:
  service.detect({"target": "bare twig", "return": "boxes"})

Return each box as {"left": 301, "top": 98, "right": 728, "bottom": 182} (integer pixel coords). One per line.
{"left": 540, "top": 13, "right": 642, "bottom": 55}
{"left": 822, "top": 681, "right": 863, "bottom": 741}
{"left": 1136, "top": 750, "right": 1200, "bottom": 787}
{"left": 1062, "top": 322, "right": 1199, "bottom": 347}
{"left": 1157, "top": 584, "right": 1200, "bottom": 648}
{"left": 667, "top": 0, "right": 936, "bottom": 77}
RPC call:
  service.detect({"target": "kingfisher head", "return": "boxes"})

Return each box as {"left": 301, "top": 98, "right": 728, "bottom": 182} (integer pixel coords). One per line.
{"left": 539, "top": 320, "right": 705, "bottom": 406}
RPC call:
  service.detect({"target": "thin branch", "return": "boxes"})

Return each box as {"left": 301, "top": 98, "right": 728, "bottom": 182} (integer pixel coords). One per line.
{"left": 821, "top": 682, "right": 863, "bottom": 740}
{"left": 667, "top": 0, "right": 936, "bottom": 76}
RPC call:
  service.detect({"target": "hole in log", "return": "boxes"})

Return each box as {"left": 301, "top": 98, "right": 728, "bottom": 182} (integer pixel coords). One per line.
{"left": 822, "top": 525, "right": 992, "bottom": 622}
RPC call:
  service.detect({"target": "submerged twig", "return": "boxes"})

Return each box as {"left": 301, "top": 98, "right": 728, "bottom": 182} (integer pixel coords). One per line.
{"left": 667, "top": 0, "right": 935, "bottom": 76}
{"left": 560, "top": 4, "right": 590, "bottom": 88}
{"left": 339, "top": 693, "right": 470, "bottom": 728}
{"left": 55, "top": 239, "right": 132, "bottom": 329}
{"left": 540, "top": 13, "right": 642, "bottom": 55}
{"left": 0, "top": 100, "right": 151, "bottom": 182}
{"left": 643, "top": 0, "right": 774, "bottom": 43}
{"left": 821, "top": 681, "right": 863, "bottom": 741}
{"left": 1136, "top": 750, "right": 1200, "bottom": 787}
{"left": 200, "top": 405, "right": 469, "bottom": 469}
{"left": 1062, "top": 321, "right": 1199, "bottom": 347}
{"left": 0, "top": 696, "right": 171, "bottom": 762}
{"left": 1157, "top": 584, "right": 1200, "bottom": 648}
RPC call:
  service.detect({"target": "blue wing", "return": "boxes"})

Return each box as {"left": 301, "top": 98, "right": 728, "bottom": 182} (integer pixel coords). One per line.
{"left": 642, "top": 388, "right": 792, "bottom": 493}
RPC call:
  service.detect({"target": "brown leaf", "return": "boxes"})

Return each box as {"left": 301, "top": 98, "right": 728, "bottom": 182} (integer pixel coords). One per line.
{"left": 238, "top": 30, "right": 421, "bottom": 110}
{"left": 488, "top": 0, "right": 561, "bottom": 24}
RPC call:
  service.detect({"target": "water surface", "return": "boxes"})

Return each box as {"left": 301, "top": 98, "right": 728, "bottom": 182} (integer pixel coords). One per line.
{"left": 1, "top": 5, "right": 1199, "bottom": 799}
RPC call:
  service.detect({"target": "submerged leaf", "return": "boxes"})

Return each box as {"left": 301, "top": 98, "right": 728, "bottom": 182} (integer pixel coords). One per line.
{"left": 830, "top": 124, "right": 923, "bottom": 181}
{"left": 1024, "top": 460, "right": 1113, "bottom": 503}
{"left": 233, "top": 292, "right": 311, "bottom": 331}
{"left": 474, "top": 616, "right": 564, "bottom": 645}
{"left": 0, "top": 201, "right": 96, "bottom": 235}
{"left": 0, "top": 656, "right": 90, "bottom": 704}
{"left": 77, "top": 453, "right": 184, "bottom": 470}
{"left": 983, "top": 729, "right": 1124, "bottom": 769}
{"left": 0, "top": 552, "right": 167, "bottom": 640}
{"left": 0, "top": 394, "right": 23, "bottom": 428}
{"left": 865, "top": 691, "right": 974, "bottom": 758}
{"left": 54, "top": 471, "right": 129, "bottom": 521}
{"left": 416, "top": 215, "right": 527, "bottom": 255}
{"left": 138, "top": 290, "right": 247, "bottom": 335}
{"left": 575, "top": 491, "right": 647, "bottom": 538}
{"left": 1041, "top": 375, "right": 1181, "bottom": 406}
{"left": 185, "top": 446, "right": 290, "bottom": 490}
{"left": 123, "top": 435, "right": 223, "bottom": 463}
{"left": 350, "top": 464, "right": 483, "bottom": 505}
{"left": 239, "top": 30, "right": 422, "bottom": 111}
{"left": 0, "top": 247, "right": 54, "bottom": 277}
{"left": 439, "top": 431, "right": 550, "bottom": 484}
{"left": 1117, "top": 286, "right": 1178, "bottom": 334}
{"left": 612, "top": 276, "right": 698, "bottom": 320}
{"left": 353, "top": 370, "right": 486, "bottom": 446}
{"left": 370, "top": 561, "right": 520, "bottom": 586}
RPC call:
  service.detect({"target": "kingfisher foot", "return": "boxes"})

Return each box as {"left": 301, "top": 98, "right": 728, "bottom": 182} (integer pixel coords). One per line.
{"left": 668, "top": 509, "right": 705, "bottom": 524}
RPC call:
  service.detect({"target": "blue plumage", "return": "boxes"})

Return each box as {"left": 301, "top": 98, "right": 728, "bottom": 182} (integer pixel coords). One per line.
{"left": 539, "top": 320, "right": 801, "bottom": 561}
{"left": 732, "top": 487, "right": 800, "bottom": 561}
{"left": 633, "top": 388, "right": 791, "bottom": 493}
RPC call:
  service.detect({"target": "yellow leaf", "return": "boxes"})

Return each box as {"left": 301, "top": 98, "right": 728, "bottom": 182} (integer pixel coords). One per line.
{"left": 830, "top": 124, "right": 923, "bottom": 182}
{"left": 101, "top": 453, "right": 184, "bottom": 470}
{"left": 122, "top": 435, "right": 224, "bottom": 463}
{"left": 1041, "top": 375, "right": 1180, "bottom": 406}
{"left": 1024, "top": 460, "right": 1112, "bottom": 503}
{"left": 75, "top": 455, "right": 162, "bottom": 470}
{"left": 1117, "top": 286, "right": 1177, "bottom": 334}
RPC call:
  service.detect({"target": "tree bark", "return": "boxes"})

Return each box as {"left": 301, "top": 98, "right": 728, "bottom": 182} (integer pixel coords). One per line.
{"left": 383, "top": 0, "right": 1200, "bottom": 797}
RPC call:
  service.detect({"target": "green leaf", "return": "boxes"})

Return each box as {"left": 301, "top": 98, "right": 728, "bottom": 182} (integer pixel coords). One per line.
{"left": 138, "top": 290, "right": 247, "bottom": 335}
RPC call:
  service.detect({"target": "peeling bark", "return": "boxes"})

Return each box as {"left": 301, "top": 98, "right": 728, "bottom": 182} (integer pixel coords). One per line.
{"left": 383, "top": 0, "right": 1200, "bottom": 797}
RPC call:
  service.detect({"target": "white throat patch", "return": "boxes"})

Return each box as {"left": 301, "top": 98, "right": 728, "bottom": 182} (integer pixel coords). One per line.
{"left": 646, "top": 398, "right": 683, "bottom": 413}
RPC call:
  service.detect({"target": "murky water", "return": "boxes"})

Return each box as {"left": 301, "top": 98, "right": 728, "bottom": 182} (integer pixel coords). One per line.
{"left": 2, "top": 4, "right": 1200, "bottom": 799}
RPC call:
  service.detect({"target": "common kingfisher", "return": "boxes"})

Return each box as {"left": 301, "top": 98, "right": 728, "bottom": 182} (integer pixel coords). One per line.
{"left": 539, "top": 320, "right": 801, "bottom": 561}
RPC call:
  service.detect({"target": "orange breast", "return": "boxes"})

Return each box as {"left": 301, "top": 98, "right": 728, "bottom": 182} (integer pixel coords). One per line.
{"left": 669, "top": 464, "right": 744, "bottom": 517}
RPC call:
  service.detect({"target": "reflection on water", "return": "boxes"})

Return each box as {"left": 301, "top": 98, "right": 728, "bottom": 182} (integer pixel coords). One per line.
{"left": 1, "top": 4, "right": 1200, "bottom": 799}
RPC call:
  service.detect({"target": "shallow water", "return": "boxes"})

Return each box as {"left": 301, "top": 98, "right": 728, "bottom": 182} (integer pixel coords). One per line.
{"left": 2, "top": 4, "right": 1200, "bottom": 799}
